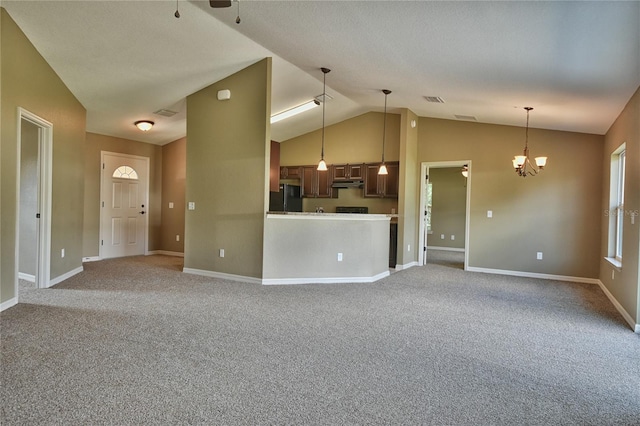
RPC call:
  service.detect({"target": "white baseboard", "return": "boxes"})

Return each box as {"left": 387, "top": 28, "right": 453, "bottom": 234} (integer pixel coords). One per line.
{"left": 596, "top": 280, "right": 639, "bottom": 333}
{"left": 183, "top": 268, "right": 262, "bottom": 284}
{"left": 49, "top": 266, "right": 84, "bottom": 287}
{"left": 262, "top": 270, "right": 390, "bottom": 285}
{"left": 395, "top": 261, "right": 419, "bottom": 271}
{"left": 427, "top": 246, "right": 465, "bottom": 252}
{"left": 18, "top": 273, "right": 35, "bottom": 282}
{"left": 0, "top": 297, "right": 18, "bottom": 312}
{"left": 82, "top": 256, "right": 101, "bottom": 262}
{"left": 466, "top": 266, "right": 601, "bottom": 285}
{"left": 148, "top": 250, "right": 184, "bottom": 257}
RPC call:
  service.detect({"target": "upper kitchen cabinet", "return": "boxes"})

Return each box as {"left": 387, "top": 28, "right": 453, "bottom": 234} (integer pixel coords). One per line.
{"left": 364, "top": 162, "right": 399, "bottom": 198}
{"left": 280, "top": 166, "right": 302, "bottom": 180}
{"left": 302, "top": 166, "right": 336, "bottom": 198}
{"left": 332, "top": 163, "right": 365, "bottom": 181}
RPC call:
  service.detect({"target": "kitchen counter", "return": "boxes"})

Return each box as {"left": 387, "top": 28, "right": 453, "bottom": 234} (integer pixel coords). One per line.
{"left": 263, "top": 212, "right": 391, "bottom": 284}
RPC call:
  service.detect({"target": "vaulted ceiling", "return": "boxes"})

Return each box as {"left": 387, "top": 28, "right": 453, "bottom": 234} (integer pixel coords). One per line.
{"left": 3, "top": 1, "right": 639, "bottom": 145}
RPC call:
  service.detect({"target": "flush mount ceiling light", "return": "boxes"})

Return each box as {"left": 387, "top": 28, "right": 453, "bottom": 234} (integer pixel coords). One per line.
{"left": 461, "top": 165, "right": 469, "bottom": 178}
{"left": 134, "top": 120, "right": 154, "bottom": 131}
{"left": 270, "top": 100, "right": 319, "bottom": 124}
{"left": 317, "top": 67, "right": 330, "bottom": 171}
{"left": 378, "top": 89, "right": 392, "bottom": 175}
{"left": 512, "top": 107, "right": 547, "bottom": 177}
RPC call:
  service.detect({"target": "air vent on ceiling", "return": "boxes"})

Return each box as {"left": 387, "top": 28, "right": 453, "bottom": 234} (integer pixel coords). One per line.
{"left": 424, "top": 96, "right": 445, "bottom": 103}
{"left": 454, "top": 114, "right": 477, "bottom": 121}
{"left": 154, "top": 109, "right": 178, "bottom": 117}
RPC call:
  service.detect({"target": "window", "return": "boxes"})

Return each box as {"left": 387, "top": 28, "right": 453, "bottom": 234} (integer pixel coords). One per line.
{"left": 112, "top": 165, "right": 138, "bottom": 180}
{"left": 607, "top": 144, "right": 625, "bottom": 266}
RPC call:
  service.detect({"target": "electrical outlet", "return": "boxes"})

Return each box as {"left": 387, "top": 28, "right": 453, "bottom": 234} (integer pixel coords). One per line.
{"left": 451, "top": 235, "right": 455, "bottom": 240}
{"left": 176, "top": 235, "right": 180, "bottom": 242}
{"left": 61, "top": 248, "right": 65, "bottom": 258}
{"left": 219, "top": 249, "right": 224, "bottom": 258}
{"left": 188, "top": 202, "right": 195, "bottom": 210}
{"left": 441, "top": 234, "right": 445, "bottom": 240}
{"left": 337, "top": 253, "right": 343, "bottom": 262}
{"left": 537, "top": 252, "right": 543, "bottom": 260}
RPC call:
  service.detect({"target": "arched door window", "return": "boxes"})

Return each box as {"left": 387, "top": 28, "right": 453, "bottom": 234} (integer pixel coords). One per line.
{"left": 112, "top": 165, "right": 139, "bottom": 180}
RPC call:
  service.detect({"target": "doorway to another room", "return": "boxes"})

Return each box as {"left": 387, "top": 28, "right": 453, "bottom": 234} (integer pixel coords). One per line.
{"left": 16, "top": 108, "right": 53, "bottom": 294}
{"left": 419, "top": 161, "right": 470, "bottom": 270}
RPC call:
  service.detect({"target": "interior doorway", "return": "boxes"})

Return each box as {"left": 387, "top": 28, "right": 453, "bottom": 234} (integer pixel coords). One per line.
{"left": 100, "top": 152, "right": 150, "bottom": 259}
{"left": 16, "top": 108, "right": 53, "bottom": 293}
{"left": 418, "top": 161, "right": 471, "bottom": 269}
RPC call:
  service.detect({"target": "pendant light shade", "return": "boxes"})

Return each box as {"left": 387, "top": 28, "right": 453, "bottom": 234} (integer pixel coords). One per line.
{"left": 378, "top": 89, "right": 391, "bottom": 175}
{"left": 318, "top": 67, "right": 331, "bottom": 171}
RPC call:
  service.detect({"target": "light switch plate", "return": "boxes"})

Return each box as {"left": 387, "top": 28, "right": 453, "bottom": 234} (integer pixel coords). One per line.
{"left": 169, "top": 202, "right": 174, "bottom": 209}
{"left": 188, "top": 202, "right": 195, "bottom": 210}
{"left": 487, "top": 210, "right": 493, "bottom": 218}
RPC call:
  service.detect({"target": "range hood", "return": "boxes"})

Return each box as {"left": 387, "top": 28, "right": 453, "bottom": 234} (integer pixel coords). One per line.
{"left": 331, "top": 180, "right": 364, "bottom": 188}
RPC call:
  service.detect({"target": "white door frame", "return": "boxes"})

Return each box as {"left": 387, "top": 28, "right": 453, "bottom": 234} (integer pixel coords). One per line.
{"left": 418, "top": 161, "right": 471, "bottom": 269}
{"left": 16, "top": 108, "right": 53, "bottom": 291}
{"left": 99, "top": 151, "right": 150, "bottom": 258}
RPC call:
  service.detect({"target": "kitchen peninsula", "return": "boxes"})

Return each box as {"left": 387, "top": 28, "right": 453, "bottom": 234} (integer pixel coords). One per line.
{"left": 262, "top": 212, "right": 392, "bottom": 284}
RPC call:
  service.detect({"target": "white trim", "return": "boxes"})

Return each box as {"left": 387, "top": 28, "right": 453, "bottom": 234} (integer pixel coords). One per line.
{"left": 148, "top": 250, "right": 184, "bottom": 257}
{"left": 49, "top": 266, "right": 83, "bottom": 287}
{"left": 466, "top": 266, "right": 601, "bottom": 285}
{"left": 18, "top": 273, "right": 35, "bottom": 282}
{"left": 266, "top": 213, "right": 390, "bottom": 222}
{"left": 595, "top": 279, "right": 638, "bottom": 332}
{"left": 16, "top": 108, "right": 53, "bottom": 293}
{"left": 427, "top": 246, "right": 465, "bottom": 252}
{"left": 82, "top": 256, "right": 102, "bottom": 262}
{"left": 394, "top": 261, "right": 419, "bottom": 271}
{"left": 183, "top": 268, "right": 263, "bottom": 284}
{"left": 262, "top": 270, "right": 390, "bottom": 285}
{"left": 604, "top": 257, "right": 622, "bottom": 270}
{"left": 0, "top": 298, "right": 18, "bottom": 312}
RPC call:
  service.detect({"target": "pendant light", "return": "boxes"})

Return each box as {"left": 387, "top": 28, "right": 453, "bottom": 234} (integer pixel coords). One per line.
{"left": 378, "top": 89, "right": 391, "bottom": 175}
{"left": 512, "top": 107, "right": 547, "bottom": 177}
{"left": 317, "top": 67, "right": 330, "bottom": 171}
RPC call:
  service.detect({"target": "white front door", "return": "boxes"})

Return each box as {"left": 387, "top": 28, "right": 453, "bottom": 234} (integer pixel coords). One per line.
{"left": 100, "top": 152, "right": 149, "bottom": 259}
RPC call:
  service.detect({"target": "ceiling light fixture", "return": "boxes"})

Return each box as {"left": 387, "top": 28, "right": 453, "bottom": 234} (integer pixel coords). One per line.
{"left": 378, "top": 89, "right": 391, "bottom": 175}
{"left": 317, "top": 67, "right": 330, "bottom": 171}
{"left": 270, "top": 100, "right": 319, "bottom": 124}
{"left": 461, "top": 165, "right": 469, "bottom": 178}
{"left": 134, "top": 120, "right": 154, "bottom": 131}
{"left": 512, "top": 107, "right": 547, "bottom": 177}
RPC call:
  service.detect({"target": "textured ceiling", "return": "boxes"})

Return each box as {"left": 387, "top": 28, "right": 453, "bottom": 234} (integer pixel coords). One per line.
{"left": 3, "top": 0, "right": 639, "bottom": 145}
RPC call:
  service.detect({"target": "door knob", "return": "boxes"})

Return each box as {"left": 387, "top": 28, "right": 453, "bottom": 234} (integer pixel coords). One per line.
{"left": 139, "top": 211, "right": 146, "bottom": 215}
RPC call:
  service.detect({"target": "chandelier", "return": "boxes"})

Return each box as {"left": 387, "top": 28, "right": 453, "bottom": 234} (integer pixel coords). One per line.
{"left": 512, "top": 107, "right": 547, "bottom": 177}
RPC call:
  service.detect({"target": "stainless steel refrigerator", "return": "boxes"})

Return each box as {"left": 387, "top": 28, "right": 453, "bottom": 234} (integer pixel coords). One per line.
{"left": 269, "top": 184, "right": 302, "bottom": 212}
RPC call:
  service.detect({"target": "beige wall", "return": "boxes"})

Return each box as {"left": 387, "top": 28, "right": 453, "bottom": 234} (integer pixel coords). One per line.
{"left": 600, "top": 86, "right": 640, "bottom": 326}
{"left": 83, "top": 132, "right": 162, "bottom": 258}
{"left": 429, "top": 167, "right": 466, "bottom": 250}
{"left": 420, "top": 118, "right": 604, "bottom": 278}
{"left": 398, "top": 109, "right": 419, "bottom": 267}
{"left": 161, "top": 137, "right": 186, "bottom": 253}
{"left": 1, "top": 8, "right": 86, "bottom": 305}
{"left": 185, "top": 58, "right": 271, "bottom": 278}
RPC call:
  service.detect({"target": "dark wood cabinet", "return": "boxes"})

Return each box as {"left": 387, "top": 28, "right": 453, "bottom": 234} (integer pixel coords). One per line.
{"left": 332, "top": 163, "right": 365, "bottom": 181}
{"left": 280, "top": 166, "right": 302, "bottom": 180}
{"left": 364, "top": 162, "right": 399, "bottom": 198}
{"left": 302, "top": 166, "right": 335, "bottom": 198}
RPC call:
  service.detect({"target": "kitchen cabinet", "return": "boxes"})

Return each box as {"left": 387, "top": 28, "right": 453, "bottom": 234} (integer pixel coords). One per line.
{"left": 302, "top": 166, "right": 336, "bottom": 198}
{"left": 364, "top": 162, "right": 399, "bottom": 198}
{"left": 280, "top": 166, "right": 302, "bottom": 180}
{"left": 332, "top": 163, "right": 365, "bottom": 181}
